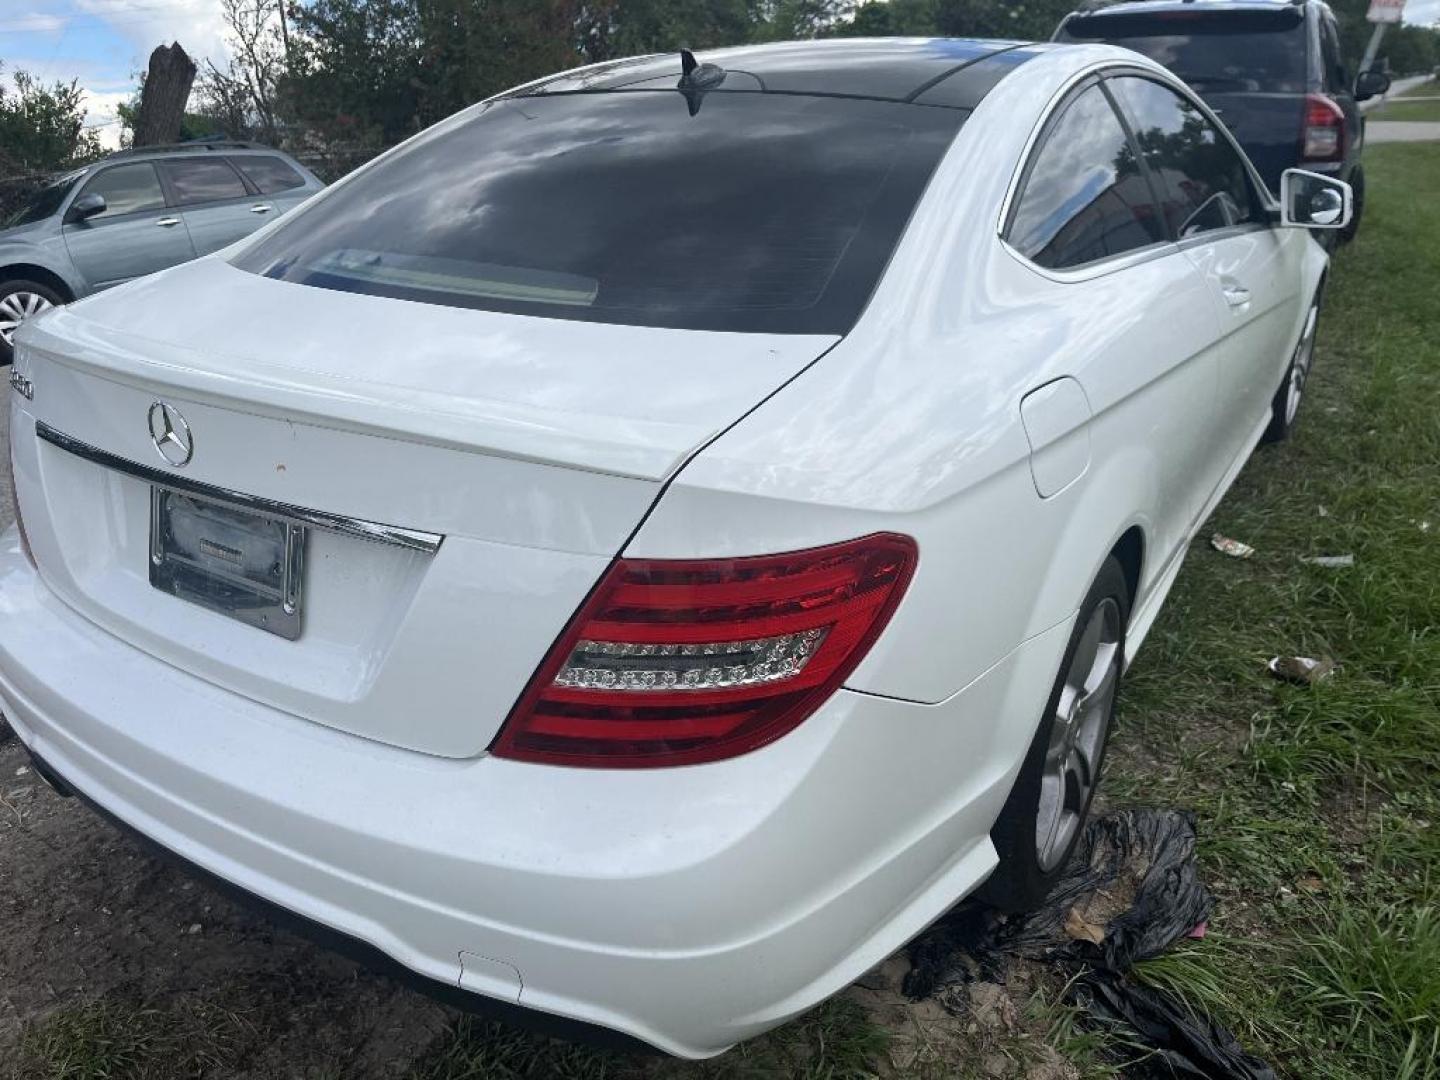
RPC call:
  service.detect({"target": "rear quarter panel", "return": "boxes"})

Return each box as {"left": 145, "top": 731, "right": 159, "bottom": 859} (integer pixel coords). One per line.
{"left": 628, "top": 48, "right": 1204, "bottom": 707}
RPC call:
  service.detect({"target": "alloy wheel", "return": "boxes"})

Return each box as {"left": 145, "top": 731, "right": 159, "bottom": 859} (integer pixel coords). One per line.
{"left": 1035, "top": 597, "right": 1122, "bottom": 872}
{"left": 0, "top": 290, "right": 55, "bottom": 346}
{"left": 1284, "top": 303, "right": 1320, "bottom": 427}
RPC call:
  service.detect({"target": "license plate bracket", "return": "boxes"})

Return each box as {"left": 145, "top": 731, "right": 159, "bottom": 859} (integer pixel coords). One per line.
{"left": 149, "top": 487, "right": 306, "bottom": 639}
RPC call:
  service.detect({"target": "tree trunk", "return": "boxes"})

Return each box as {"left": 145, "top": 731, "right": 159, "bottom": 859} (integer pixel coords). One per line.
{"left": 133, "top": 42, "right": 198, "bottom": 147}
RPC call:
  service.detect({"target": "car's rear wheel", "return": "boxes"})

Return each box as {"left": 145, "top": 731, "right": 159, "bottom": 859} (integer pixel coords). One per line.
{"left": 1338, "top": 167, "right": 1364, "bottom": 245}
{"left": 1263, "top": 288, "right": 1323, "bottom": 444}
{"left": 0, "top": 279, "right": 65, "bottom": 365}
{"left": 981, "top": 557, "right": 1129, "bottom": 912}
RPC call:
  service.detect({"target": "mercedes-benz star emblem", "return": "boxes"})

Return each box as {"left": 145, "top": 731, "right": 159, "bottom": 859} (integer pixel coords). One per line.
{"left": 147, "top": 401, "right": 194, "bottom": 467}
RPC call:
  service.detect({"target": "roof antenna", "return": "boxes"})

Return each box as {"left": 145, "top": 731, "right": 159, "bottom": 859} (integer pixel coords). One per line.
{"left": 677, "top": 48, "right": 726, "bottom": 116}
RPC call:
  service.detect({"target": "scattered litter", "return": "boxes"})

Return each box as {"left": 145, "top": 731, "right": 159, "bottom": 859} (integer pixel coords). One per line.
{"left": 185, "top": 923, "right": 202, "bottom": 935}
{"left": 1317, "top": 506, "right": 1329, "bottom": 518}
{"left": 1064, "top": 906, "right": 1106, "bottom": 946}
{"left": 1267, "top": 656, "right": 1336, "bottom": 685}
{"left": 1300, "top": 554, "right": 1354, "bottom": 568}
{"left": 903, "top": 811, "right": 1275, "bottom": 1075}
{"left": 1074, "top": 969, "right": 1277, "bottom": 1080}
{"left": 1421, "top": 521, "right": 1432, "bottom": 534}
{"left": 14, "top": 766, "right": 29, "bottom": 777}
{"left": 1211, "top": 534, "right": 1255, "bottom": 559}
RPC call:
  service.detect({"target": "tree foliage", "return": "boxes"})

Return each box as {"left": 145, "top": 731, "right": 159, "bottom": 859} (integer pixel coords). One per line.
{"left": 0, "top": 63, "right": 102, "bottom": 176}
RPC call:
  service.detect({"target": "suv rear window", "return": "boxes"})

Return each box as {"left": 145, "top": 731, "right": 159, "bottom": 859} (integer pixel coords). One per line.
{"left": 1057, "top": 10, "right": 1308, "bottom": 94}
{"left": 232, "top": 155, "right": 306, "bottom": 194}
{"left": 231, "top": 92, "right": 965, "bottom": 334}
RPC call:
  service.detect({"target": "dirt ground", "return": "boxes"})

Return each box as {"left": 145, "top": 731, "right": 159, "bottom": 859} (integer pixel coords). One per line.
{"left": 0, "top": 735, "right": 458, "bottom": 1077}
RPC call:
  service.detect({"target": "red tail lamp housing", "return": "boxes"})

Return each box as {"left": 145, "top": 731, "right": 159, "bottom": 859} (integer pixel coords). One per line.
{"left": 492, "top": 533, "right": 918, "bottom": 768}
{"left": 1302, "top": 94, "right": 1345, "bottom": 162}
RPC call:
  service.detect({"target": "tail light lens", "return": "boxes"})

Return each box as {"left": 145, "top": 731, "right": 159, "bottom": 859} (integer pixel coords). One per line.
{"left": 492, "top": 533, "right": 918, "bottom": 768}
{"left": 1303, "top": 94, "right": 1345, "bottom": 161}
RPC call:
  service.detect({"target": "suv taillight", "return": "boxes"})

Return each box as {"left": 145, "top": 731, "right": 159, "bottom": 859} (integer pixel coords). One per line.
{"left": 492, "top": 533, "right": 918, "bottom": 768}
{"left": 1303, "top": 94, "right": 1345, "bottom": 161}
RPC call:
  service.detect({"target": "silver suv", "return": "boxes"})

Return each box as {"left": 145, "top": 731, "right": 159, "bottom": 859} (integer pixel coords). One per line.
{"left": 1, "top": 141, "right": 323, "bottom": 363}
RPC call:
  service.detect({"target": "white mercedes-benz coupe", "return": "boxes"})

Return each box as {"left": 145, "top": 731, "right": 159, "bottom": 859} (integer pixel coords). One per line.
{"left": 2, "top": 37, "right": 1348, "bottom": 1057}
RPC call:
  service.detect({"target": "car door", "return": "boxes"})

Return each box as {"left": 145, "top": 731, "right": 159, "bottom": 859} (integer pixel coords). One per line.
{"left": 1107, "top": 74, "right": 1305, "bottom": 486}
{"left": 61, "top": 162, "right": 197, "bottom": 291}
{"left": 1002, "top": 79, "right": 1224, "bottom": 570}
{"left": 228, "top": 154, "right": 317, "bottom": 219}
{"left": 158, "top": 157, "right": 263, "bottom": 256}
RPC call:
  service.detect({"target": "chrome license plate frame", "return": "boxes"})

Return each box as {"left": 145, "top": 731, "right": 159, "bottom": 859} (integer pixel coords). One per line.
{"left": 149, "top": 486, "right": 306, "bottom": 640}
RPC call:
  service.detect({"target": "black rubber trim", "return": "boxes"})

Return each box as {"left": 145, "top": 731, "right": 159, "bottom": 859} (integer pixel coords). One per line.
{"left": 16, "top": 741, "right": 656, "bottom": 1055}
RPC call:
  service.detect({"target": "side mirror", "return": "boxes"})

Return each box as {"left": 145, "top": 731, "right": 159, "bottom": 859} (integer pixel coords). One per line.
{"left": 67, "top": 192, "right": 106, "bottom": 222}
{"left": 1354, "top": 69, "right": 1391, "bottom": 102}
{"left": 1280, "top": 169, "right": 1352, "bottom": 231}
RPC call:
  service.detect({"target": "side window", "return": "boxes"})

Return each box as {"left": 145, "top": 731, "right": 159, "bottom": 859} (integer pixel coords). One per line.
{"left": 75, "top": 163, "right": 166, "bottom": 220}
{"left": 160, "top": 159, "right": 249, "bottom": 206}
{"left": 230, "top": 156, "right": 306, "bottom": 194}
{"left": 1320, "top": 18, "right": 1349, "bottom": 92}
{"left": 1107, "top": 76, "right": 1263, "bottom": 239}
{"left": 1007, "top": 84, "right": 1166, "bottom": 271}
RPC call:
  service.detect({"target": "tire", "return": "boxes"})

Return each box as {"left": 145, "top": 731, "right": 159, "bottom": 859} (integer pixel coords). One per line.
{"left": 1262, "top": 286, "right": 1323, "bottom": 444}
{"left": 980, "top": 556, "right": 1130, "bottom": 912}
{"left": 0, "top": 278, "right": 66, "bottom": 366}
{"left": 1337, "top": 167, "right": 1364, "bottom": 246}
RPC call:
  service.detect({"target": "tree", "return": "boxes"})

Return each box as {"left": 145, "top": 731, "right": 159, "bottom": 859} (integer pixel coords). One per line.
{"left": 0, "top": 63, "right": 102, "bottom": 176}
{"left": 195, "top": 0, "right": 288, "bottom": 143}
{"left": 132, "top": 42, "right": 198, "bottom": 146}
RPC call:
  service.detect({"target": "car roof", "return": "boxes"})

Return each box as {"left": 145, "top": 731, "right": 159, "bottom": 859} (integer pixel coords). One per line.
{"left": 519, "top": 38, "right": 1053, "bottom": 110}
{"left": 1066, "top": 0, "right": 1316, "bottom": 18}
{"left": 95, "top": 141, "right": 292, "bottom": 167}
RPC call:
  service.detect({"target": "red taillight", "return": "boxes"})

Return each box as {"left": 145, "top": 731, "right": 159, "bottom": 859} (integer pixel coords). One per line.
{"left": 1302, "top": 94, "right": 1345, "bottom": 161}
{"left": 492, "top": 533, "right": 918, "bottom": 768}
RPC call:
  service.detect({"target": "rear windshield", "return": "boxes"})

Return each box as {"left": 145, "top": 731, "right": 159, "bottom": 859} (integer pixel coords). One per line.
{"left": 231, "top": 92, "right": 964, "bottom": 334}
{"left": 1058, "top": 10, "right": 1308, "bottom": 94}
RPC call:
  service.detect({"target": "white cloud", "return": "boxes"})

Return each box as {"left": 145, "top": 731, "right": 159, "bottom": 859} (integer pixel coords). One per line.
{"left": 80, "top": 87, "right": 132, "bottom": 150}
{"left": 76, "top": 0, "right": 230, "bottom": 72}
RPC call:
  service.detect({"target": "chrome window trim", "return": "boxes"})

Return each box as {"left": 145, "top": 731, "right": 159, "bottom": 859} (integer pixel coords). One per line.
{"left": 996, "top": 61, "right": 1282, "bottom": 284}
{"left": 35, "top": 420, "right": 444, "bottom": 555}
{"left": 999, "top": 235, "right": 1178, "bottom": 284}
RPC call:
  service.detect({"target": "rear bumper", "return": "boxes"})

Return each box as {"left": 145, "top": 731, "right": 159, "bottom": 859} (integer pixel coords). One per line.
{"left": 0, "top": 528, "right": 1069, "bottom": 1056}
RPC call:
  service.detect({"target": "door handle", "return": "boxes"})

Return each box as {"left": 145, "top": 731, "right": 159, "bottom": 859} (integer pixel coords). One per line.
{"left": 249, "top": 204, "right": 273, "bottom": 214}
{"left": 1223, "top": 286, "right": 1252, "bottom": 308}
{"left": 156, "top": 217, "right": 181, "bottom": 227}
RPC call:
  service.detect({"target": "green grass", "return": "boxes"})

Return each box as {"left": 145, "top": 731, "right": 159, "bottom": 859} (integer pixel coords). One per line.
{"left": 404, "top": 997, "right": 889, "bottom": 1080}
{"left": 1095, "top": 141, "right": 1440, "bottom": 1080}
{"left": 1372, "top": 99, "right": 1440, "bottom": 122}
{"left": 11, "top": 999, "right": 251, "bottom": 1080}
{"left": 1398, "top": 78, "right": 1438, "bottom": 98}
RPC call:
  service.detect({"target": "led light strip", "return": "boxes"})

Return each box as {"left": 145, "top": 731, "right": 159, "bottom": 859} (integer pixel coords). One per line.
{"left": 554, "top": 628, "right": 829, "bottom": 691}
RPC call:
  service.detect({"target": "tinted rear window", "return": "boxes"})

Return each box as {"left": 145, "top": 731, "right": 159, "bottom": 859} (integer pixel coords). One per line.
{"left": 162, "top": 159, "right": 248, "bottom": 205}
{"left": 231, "top": 92, "right": 964, "bottom": 334}
{"left": 232, "top": 155, "right": 307, "bottom": 194}
{"left": 1058, "top": 11, "right": 1308, "bottom": 93}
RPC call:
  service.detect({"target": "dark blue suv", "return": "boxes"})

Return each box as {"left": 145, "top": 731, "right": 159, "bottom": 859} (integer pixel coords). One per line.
{"left": 1056, "top": 0, "right": 1390, "bottom": 242}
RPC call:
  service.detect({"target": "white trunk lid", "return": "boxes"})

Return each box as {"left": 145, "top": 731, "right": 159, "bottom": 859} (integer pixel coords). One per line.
{"left": 11, "top": 259, "right": 835, "bottom": 757}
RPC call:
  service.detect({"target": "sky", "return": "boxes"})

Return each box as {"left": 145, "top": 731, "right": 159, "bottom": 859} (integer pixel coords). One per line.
{"left": 0, "top": 1, "right": 230, "bottom": 150}
{"left": 2, "top": 0, "right": 1439, "bottom": 152}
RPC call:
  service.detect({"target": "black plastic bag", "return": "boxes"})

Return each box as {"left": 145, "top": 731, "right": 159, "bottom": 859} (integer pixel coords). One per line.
{"left": 1000, "top": 808, "right": 1213, "bottom": 970}
{"left": 1072, "top": 969, "right": 1277, "bottom": 1080}
{"left": 903, "top": 810, "right": 1276, "bottom": 1079}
